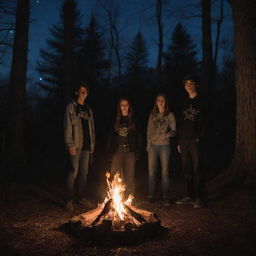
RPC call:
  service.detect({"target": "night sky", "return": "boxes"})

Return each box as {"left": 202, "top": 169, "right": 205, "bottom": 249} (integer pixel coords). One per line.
{"left": 1, "top": 0, "right": 233, "bottom": 88}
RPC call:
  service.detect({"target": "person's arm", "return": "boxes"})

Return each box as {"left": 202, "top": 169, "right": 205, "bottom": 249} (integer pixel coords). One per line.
{"left": 146, "top": 114, "right": 154, "bottom": 151}
{"left": 107, "top": 120, "right": 116, "bottom": 160}
{"left": 166, "top": 112, "right": 176, "bottom": 138}
{"left": 64, "top": 104, "right": 76, "bottom": 155}
{"left": 135, "top": 118, "right": 142, "bottom": 160}
{"left": 89, "top": 108, "right": 95, "bottom": 153}
{"left": 197, "top": 97, "right": 208, "bottom": 140}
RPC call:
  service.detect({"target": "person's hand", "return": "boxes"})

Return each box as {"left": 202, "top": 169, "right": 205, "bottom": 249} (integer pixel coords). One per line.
{"left": 177, "top": 145, "right": 181, "bottom": 153}
{"left": 69, "top": 146, "right": 76, "bottom": 156}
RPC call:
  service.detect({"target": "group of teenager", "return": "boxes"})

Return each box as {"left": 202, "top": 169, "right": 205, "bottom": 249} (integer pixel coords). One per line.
{"left": 64, "top": 75, "right": 207, "bottom": 211}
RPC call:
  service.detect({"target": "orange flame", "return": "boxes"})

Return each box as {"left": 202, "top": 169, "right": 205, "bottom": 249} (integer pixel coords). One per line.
{"left": 104, "top": 172, "right": 133, "bottom": 222}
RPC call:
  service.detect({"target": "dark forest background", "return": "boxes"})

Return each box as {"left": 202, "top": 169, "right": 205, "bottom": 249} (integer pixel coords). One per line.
{"left": 0, "top": 0, "right": 255, "bottom": 196}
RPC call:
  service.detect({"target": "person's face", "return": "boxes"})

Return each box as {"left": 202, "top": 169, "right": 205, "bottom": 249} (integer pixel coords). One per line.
{"left": 76, "top": 86, "right": 88, "bottom": 101}
{"left": 184, "top": 80, "right": 197, "bottom": 94}
{"left": 120, "top": 100, "right": 129, "bottom": 115}
{"left": 156, "top": 95, "right": 165, "bottom": 110}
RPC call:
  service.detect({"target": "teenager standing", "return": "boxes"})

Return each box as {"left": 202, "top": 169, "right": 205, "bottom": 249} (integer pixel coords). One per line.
{"left": 64, "top": 83, "right": 95, "bottom": 211}
{"left": 147, "top": 94, "right": 176, "bottom": 205}
{"left": 108, "top": 98, "right": 141, "bottom": 195}
{"left": 176, "top": 75, "right": 207, "bottom": 208}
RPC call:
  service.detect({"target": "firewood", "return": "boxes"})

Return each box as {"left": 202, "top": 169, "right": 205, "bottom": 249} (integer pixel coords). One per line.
{"left": 91, "top": 199, "right": 112, "bottom": 226}
{"left": 123, "top": 203, "right": 146, "bottom": 224}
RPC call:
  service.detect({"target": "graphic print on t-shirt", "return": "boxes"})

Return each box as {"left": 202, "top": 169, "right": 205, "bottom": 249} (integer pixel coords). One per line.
{"left": 183, "top": 105, "right": 200, "bottom": 121}
{"left": 118, "top": 124, "right": 129, "bottom": 137}
{"left": 78, "top": 109, "right": 89, "bottom": 120}
{"left": 153, "top": 117, "right": 166, "bottom": 134}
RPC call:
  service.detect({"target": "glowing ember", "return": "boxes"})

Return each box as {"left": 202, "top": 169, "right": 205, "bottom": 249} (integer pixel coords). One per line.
{"left": 70, "top": 171, "right": 161, "bottom": 232}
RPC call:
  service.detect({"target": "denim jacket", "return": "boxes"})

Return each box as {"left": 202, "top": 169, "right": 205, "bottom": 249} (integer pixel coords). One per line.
{"left": 64, "top": 101, "right": 95, "bottom": 153}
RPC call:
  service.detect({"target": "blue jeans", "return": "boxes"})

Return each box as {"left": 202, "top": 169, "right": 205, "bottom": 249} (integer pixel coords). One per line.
{"left": 66, "top": 149, "right": 90, "bottom": 200}
{"left": 148, "top": 144, "right": 171, "bottom": 199}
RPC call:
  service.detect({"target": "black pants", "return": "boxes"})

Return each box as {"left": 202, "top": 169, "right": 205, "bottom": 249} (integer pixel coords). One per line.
{"left": 111, "top": 151, "right": 136, "bottom": 194}
{"left": 180, "top": 139, "right": 204, "bottom": 199}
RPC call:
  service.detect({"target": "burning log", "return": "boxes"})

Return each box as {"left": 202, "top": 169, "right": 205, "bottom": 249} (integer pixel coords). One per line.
{"left": 92, "top": 199, "right": 112, "bottom": 226}
{"left": 61, "top": 172, "right": 168, "bottom": 244}
{"left": 123, "top": 203, "right": 146, "bottom": 224}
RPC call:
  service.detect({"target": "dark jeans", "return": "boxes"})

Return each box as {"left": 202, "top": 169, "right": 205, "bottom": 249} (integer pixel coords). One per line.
{"left": 179, "top": 139, "right": 204, "bottom": 199}
{"left": 148, "top": 144, "right": 171, "bottom": 199}
{"left": 111, "top": 151, "right": 136, "bottom": 194}
{"left": 66, "top": 149, "right": 90, "bottom": 200}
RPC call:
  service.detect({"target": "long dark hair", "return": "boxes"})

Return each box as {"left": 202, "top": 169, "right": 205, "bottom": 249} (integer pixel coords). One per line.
{"left": 151, "top": 93, "right": 170, "bottom": 117}
{"left": 114, "top": 97, "right": 135, "bottom": 132}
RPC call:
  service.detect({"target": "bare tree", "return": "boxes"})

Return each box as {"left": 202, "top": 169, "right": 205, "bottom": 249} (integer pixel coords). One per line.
{"left": 0, "top": 0, "right": 15, "bottom": 65}
{"left": 5, "top": 0, "right": 30, "bottom": 165}
{"left": 98, "top": 0, "right": 122, "bottom": 82}
{"left": 156, "top": 0, "right": 163, "bottom": 76}
{"left": 175, "top": 0, "right": 227, "bottom": 87}
{"left": 208, "top": 0, "right": 256, "bottom": 192}
{"left": 62, "top": 0, "right": 82, "bottom": 103}
{"left": 201, "top": 0, "right": 213, "bottom": 95}
{"left": 213, "top": 0, "right": 224, "bottom": 69}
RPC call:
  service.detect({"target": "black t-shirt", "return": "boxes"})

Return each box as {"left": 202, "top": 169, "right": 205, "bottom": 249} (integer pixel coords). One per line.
{"left": 117, "top": 116, "right": 129, "bottom": 146}
{"left": 76, "top": 103, "right": 91, "bottom": 151}
{"left": 178, "top": 95, "right": 207, "bottom": 141}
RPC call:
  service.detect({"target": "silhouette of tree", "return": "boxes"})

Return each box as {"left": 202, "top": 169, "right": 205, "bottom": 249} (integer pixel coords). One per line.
{"left": 126, "top": 32, "right": 148, "bottom": 76}
{"left": 37, "top": 0, "right": 84, "bottom": 103}
{"left": 5, "top": 0, "right": 29, "bottom": 166}
{"left": 77, "top": 16, "right": 109, "bottom": 90}
{"left": 164, "top": 23, "right": 198, "bottom": 108}
{"left": 201, "top": 0, "right": 213, "bottom": 95}
{"left": 208, "top": 0, "right": 256, "bottom": 193}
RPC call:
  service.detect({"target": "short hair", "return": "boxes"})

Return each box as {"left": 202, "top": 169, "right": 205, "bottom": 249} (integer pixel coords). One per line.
{"left": 182, "top": 75, "right": 198, "bottom": 87}
{"left": 75, "top": 82, "right": 90, "bottom": 94}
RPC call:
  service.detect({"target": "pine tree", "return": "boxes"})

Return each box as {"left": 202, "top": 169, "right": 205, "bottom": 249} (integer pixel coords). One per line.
{"left": 124, "top": 32, "right": 149, "bottom": 115}
{"left": 164, "top": 23, "right": 198, "bottom": 90}
{"left": 77, "top": 16, "right": 108, "bottom": 89}
{"left": 126, "top": 32, "right": 148, "bottom": 77}
{"left": 36, "top": 0, "right": 84, "bottom": 102}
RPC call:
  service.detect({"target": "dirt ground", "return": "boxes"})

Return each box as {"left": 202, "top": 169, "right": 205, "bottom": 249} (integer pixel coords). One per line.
{"left": 1, "top": 172, "right": 256, "bottom": 256}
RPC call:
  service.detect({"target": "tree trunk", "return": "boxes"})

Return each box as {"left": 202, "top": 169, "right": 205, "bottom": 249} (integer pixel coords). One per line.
{"left": 6, "top": 0, "right": 29, "bottom": 166}
{"left": 63, "top": 0, "right": 75, "bottom": 104}
{"left": 213, "top": 0, "right": 224, "bottom": 70}
{"left": 208, "top": 0, "right": 256, "bottom": 193}
{"left": 156, "top": 0, "right": 163, "bottom": 89}
{"left": 201, "top": 0, "right": 213, "bottom": 95}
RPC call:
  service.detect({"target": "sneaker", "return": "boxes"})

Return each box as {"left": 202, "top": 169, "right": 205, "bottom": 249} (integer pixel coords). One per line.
{"left": 193, "top": 198, "right": 203, "bottom": 208}
{"left": 163, "top": 198, "right": 170, "bottom": 206}
{"left": 176, "top": 197, "right": 193, "bottom": 205}
{"left": 78, "top": 198, "right": 95, "bottom": 208}
{"left": 65, "top": 200, "right": 74, "bottom": 211}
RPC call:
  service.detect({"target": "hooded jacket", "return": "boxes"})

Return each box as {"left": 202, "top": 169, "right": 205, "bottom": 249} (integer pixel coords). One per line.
{"left": 64, "top": 101, "right": 95, "bottom": 153}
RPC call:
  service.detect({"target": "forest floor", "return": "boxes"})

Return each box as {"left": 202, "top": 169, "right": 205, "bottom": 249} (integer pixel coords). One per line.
{"left": 1, "top": 168, "right": 256, "bottom": 256}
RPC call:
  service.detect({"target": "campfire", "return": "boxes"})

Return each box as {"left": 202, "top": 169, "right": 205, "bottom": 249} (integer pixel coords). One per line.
{"left": 70, "top": 172, "right": 160, "bottom": 231}
{"left": 62, "top": 172, "right": 167, "bottom": 244}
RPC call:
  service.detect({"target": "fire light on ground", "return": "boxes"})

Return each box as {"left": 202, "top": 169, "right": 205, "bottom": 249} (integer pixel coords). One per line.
{"left": 70, "top": 172, "right": 161, "bottom": 232}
